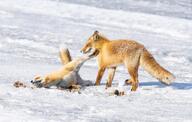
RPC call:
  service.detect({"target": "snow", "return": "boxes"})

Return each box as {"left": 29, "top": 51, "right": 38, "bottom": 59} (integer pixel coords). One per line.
{"left": 0, "top": 0, "right": 192, "bottom": 121}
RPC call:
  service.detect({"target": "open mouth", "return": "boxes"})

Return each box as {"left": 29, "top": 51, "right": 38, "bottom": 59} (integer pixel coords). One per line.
{"left": 31, "top": 80, "right": 43, "bottom": 88}
{"left": 88, "top": 48, "right": 99, "bottom": 57}
{"left": 81, "top": 47, "right": 99, "bottom": 57}
{"left": 84, "top": 47, "right": 92, "bottom": 54}
{"left": 31, "top": 80, "right": 41, "bottom": 84}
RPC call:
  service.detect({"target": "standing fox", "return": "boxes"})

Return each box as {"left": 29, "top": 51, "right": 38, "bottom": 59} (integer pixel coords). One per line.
{"left": 81, "top": 31, "right": 175, "bottom": 91}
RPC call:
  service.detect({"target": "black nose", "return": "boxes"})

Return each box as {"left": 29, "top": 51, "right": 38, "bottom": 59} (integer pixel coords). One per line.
{"left": 30, "top": 80, "right": 34, "bottom": 83}
{"left": 81, "top": 51, "right": 85, "bottom": 54}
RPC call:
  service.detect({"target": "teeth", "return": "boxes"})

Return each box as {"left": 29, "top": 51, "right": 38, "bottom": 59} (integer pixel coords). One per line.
{"left": 85, "top": 47, "right": 91, "bottom": 53}
{"left": 90, "top": 48, "right": 93, "bottom": 52}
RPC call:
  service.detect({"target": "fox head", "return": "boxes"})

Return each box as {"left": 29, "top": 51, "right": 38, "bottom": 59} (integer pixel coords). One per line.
{"left": 31, "top": 75, "right": 44, "bottom": 88}
{"left": 81, "top": 30, "right": 106, "bottom": 55}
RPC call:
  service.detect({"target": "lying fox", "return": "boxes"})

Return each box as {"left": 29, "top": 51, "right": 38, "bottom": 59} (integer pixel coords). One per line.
{"left": 31, "top": 48, "right": 97, "bottom": 89}
{"left": 81, "top": 31, "right": 175, "bottom": 91}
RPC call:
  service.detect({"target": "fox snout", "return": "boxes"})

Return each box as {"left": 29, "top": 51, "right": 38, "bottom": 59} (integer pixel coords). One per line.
{"left": 81, "top": 45, "right": 99, "bottom": 58}
{"left": 31, "top": 79, "right": 43, "bottom": 88}
{"left": 31, "top": 79, "right": 41, "bottom": 84}
{"left": 80, "top": 49, "right": 85, "bottom": 54}
{"left": 80, "top": 46, "right": 91, "bottom": 54}
{"left": 88, "top": 49, "right": 99, "bottom": 57}
{"left": 31, "top": 75, "right": 43, "bottom": 88}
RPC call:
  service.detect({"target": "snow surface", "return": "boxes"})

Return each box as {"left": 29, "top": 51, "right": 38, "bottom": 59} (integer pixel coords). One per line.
{"left": 0, "top": 0, "right": 192, "bottom": 121}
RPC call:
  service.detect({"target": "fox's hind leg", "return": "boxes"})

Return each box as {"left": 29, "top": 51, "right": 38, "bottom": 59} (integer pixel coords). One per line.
{"left": 106, "top": 67, "right": 116, "bottom": 89}
{"left": 128, "top": 65, "right": 139, "bottom": 91}
{"left": 125, "top": 57, "right": 140, "bottom": 91}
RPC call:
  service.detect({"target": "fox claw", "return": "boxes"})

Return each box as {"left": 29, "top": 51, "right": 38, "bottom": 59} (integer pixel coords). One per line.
{"left": 125, "top": 79, "right": 132, "bottom": 85}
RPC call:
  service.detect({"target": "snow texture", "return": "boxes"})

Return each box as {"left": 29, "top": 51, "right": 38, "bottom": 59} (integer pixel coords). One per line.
{"left": 0, "top": 0, "right": 192, "bottom": 121}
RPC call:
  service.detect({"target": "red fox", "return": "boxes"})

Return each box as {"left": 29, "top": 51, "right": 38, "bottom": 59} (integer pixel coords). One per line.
{"left": 31, "top": 48, "right": 96, "bottom": 89}
{"left": 81, "top": 31, "right": 175, "bottom": 91}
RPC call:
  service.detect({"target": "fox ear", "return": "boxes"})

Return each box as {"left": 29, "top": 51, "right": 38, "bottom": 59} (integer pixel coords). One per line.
{"left": 94, "top": 30, "right": 99, "bottom": 35}
{"left": 93, "top": 30, "right": 99, "bottom": 41}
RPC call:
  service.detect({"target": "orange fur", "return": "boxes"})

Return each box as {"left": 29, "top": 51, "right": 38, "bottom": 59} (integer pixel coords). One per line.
{"left": 59, "top": 48, "right": 72, "bottom": 65}
{"left": 81, "top": 31, "right": 175, "bottom": 91}
{"left": 33, "top": 48, "right": 94, "bottom": 88}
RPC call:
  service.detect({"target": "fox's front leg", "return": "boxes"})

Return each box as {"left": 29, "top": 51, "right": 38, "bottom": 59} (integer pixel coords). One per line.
{"left": 95, "top": 67, "right": 106, "bottom": 85}
{"left": 106, "top": 67, "right": 116, "bottom": 89}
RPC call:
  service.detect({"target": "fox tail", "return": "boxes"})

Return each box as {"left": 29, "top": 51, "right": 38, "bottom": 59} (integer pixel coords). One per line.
{"left": 140, "top": 48, "right": 175, "bottom": 85}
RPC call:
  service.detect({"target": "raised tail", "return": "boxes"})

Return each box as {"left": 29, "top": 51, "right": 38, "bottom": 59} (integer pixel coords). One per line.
{"left": 140, "top": 48, "right": 175, "bottom": 85}
{"left": 59, "top": 48, "right": 72, "bottom": 65}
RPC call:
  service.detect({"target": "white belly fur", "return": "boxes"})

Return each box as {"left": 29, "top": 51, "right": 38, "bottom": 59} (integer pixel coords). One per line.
{"left": 57, "top": 71, "right": 77, "bottom": 88}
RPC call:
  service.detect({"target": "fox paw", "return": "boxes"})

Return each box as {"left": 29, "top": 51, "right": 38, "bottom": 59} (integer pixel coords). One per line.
{"left": 94, "top": 83, "right": 100, "bottom": 86}
{"left": 125, "top": 79, "right": 132, "bottom": 85}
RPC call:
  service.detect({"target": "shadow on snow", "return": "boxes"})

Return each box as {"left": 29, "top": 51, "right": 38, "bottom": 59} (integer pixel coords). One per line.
{"left": 139, "top": 81, "right": 192, "bottom": 90}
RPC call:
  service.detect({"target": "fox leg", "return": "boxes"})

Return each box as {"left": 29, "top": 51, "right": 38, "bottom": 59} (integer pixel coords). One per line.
{"left": 106, "top": 67, "right": 116, "bottom": 88}
{"left": 127, "top": 65, "right": 139, "bottom": 91}
{"left": 125, "top": 57, "right": 139, "bottom": 91}
{"left": 95, "top": 67, "right": 106, "bottom": 85}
